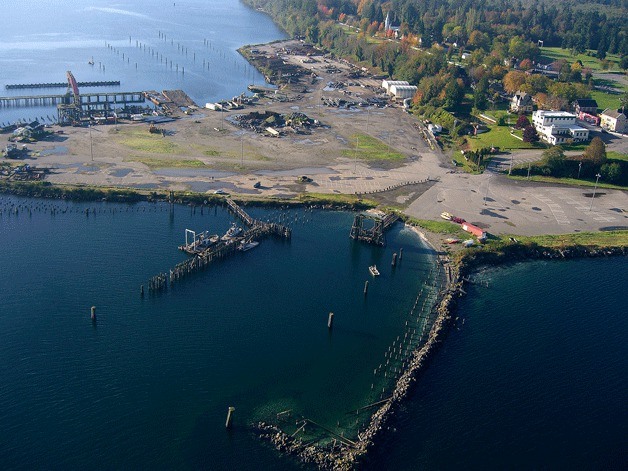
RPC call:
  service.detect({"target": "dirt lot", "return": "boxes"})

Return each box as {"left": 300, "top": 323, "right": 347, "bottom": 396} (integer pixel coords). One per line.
{"left": 3, "top": 39, "right": 446, "bottom": 198}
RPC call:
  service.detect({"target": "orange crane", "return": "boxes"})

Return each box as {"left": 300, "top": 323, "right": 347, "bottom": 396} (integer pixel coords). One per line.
{"left": 66, "top": 71, "right": 81, "bottom": 107}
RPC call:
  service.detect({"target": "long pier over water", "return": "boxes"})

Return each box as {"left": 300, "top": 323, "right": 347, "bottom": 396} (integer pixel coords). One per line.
{"left": 5, "top": 80, "right": 120, "bottom": 90}
{"left": 148, "top": 200, "right": 291, "bottom": 292}
{"left": 0, "top": 91, "right": 144, "bottom": 108}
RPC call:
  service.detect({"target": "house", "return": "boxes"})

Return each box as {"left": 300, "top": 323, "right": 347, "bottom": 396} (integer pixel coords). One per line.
{"left": 384, "top": 12, "right": 401, "bottom": 38}
{"left": 600, "top": 109, "right": 627, "bottom": 133}
{"left": 532, "top": 110, "right": 589, "bottom": 145}
{"left": 573, "top": 99, "right": 598, "bottom": 115}
{"left": 510, "top": 91, "right": 534, "bottom": 113}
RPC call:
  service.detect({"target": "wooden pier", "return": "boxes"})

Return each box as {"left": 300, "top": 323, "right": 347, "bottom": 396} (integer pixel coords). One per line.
{"left": 148, "top": 199, "right": 291, "bottom": 292}
{"left": 5, "top": 81, "right": 120, "bottom": 90}
{"left": 349, "top": 212, "right": 398, "bottom": 246}
{"left": 0, "top": 91, "right": 144, "bottom": 108}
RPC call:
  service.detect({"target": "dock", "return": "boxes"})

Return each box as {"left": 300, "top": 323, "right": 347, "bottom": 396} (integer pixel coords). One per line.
{"left": 148, "top": 199, "right": 291, "bottom": 292}
{"left": 0, "top": 91, "right": 144, "bottom": 108}
{"left": 349, "top": 211, "right": 398, "bottom": 246}
{"left": 5, "top": 81, "right": 120, "bottom": 90}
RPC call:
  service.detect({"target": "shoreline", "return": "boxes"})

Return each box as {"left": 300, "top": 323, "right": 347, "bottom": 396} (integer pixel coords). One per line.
{"left": 254, "top": 229, "right": 626, "bottom": 470}
{"left": 255, "top": 228, "right": 462, "bottom": 470}
{"left": 2, "top": 190, "right": 626, "bottom": 470}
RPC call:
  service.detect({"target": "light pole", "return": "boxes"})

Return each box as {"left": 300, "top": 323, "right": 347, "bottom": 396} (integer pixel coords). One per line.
{"left": 577, "top": 161, "right": 582, "bottom": 179}
{"left": 354, "top": 135, "right": 359, "bottom": 173}
{"left": 484, "top": 174, "right": 490, "bottom": 206}
{"left": 589, "top": 173, "right": 601, "bottom": 211}
{"left": 240, "top": 134, "right": 244, "bottom": 167}
{"left": 89, "top": 125, "right": 94, "bottom": 162}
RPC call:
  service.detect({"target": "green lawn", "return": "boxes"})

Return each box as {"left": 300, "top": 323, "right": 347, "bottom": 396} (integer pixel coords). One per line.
{"left": 467, "top": 125, "right": 540, "bottom": 151}
{"left": 590, "top": 89, "right": 624, "bottom": 112}
{"left": 539, "top": 47, "right": 622, "bottom": 72}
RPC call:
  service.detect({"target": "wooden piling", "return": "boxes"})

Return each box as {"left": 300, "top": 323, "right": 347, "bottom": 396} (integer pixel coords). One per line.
{"left": 364, "top": 280, "right": 369, "bottom": 295}
{"left": 392, "top": 252, "right": 398, "bottom": 267}
{"left": 225, "top": 406, "right": 235, "bottom": 428}
{"left": 328, "top": 312, "right": 334, "bottom": 329}
{"left": 90, "top": 306, "right": 96, "bottom": 321}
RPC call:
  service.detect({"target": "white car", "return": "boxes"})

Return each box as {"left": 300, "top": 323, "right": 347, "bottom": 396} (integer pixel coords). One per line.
{"left": 213, "top": 189, "right": 228, "bottom": 195}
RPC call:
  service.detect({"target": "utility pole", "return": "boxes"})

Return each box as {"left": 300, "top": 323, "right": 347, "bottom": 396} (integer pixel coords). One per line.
{"left": 589, "top": 173, "right": 601, "bottom": 211}
{"left": 89, "top": 125, "right": 94, "bottom": 162}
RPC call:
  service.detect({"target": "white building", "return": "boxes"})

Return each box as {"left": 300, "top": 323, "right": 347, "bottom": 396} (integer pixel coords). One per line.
{"left": 381, "top": 80, "right": 409, "bottom": 94}
{"left": 532, "top": 110, "right": 589, "bottom": 145}
{"left": 389, "top": 84, "right": 418, "bottom": 100}
{"left": 600, "top": 109, "right": 627, "bottom": 133}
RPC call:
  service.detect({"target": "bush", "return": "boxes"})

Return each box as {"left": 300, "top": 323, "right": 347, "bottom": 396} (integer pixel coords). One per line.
{"left": 600, "top": 162, "right": 622, "bottom": 182}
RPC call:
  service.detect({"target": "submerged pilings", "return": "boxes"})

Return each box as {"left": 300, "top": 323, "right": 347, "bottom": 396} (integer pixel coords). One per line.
{"left": 256, "top": 254, "right": 463, "bottom": 469}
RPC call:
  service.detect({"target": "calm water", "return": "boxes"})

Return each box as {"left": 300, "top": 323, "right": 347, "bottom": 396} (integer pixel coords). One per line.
{"left": 370, "top": 258, "right": 628, "bottom": 470}
{"left": 0, "top": 196, "right": 438, "bottom": 469}
{"left": 0, "top": 0, "right": 286, "bottom": 123}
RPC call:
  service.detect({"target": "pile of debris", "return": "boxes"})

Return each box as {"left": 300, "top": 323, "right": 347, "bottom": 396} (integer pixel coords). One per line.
{"left": 234, "top": 111, "right": 318, "bottom": 136}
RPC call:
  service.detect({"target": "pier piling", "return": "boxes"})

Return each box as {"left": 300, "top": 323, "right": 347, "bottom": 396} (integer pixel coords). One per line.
{"left": 392, "top": 253, "right": 398, "bottom": 267}
{"left": 90, "top": 306, "right": 96, "bottom": 322}
{"left": 327, "top": 312, "right": 334, "bottom": 329}
{"left": 364, "top": 280, "right": 369, "bottom": 295}
{"left": 225, "top": 406, "right": 235, "bottom": 428}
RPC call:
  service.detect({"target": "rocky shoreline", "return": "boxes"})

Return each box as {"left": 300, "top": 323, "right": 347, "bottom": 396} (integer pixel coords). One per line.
{"left": 254, "top": 241, "right": 627, "bottom": 470}
{"left": 254, "top": 256, "right": 464, "bottom": 470}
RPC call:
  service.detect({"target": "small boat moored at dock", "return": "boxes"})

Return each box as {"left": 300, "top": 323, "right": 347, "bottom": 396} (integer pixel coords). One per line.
{"left": 237, "top": 241, "right": 259, "bottom": 252}
{"left": 369, "top": 265, "right": 380, "bottom": 276}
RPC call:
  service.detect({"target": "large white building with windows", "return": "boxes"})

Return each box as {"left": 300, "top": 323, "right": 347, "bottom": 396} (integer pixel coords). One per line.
{"left": 532, "top": 110, "right": 589, "bottom": 145}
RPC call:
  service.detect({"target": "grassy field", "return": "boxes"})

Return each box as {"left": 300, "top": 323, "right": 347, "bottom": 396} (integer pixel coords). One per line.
{"left": 407, "top": 217, "right": 467, "bottom": 237}
{"left": 342, "top": 134, "right": 405, "bottom": 161}
{"left": 508, "top": 174, "right": 627, "bottom": 190}
{"left": 506, "top": 230, "right": 628, "bottom": 248}
{"left": 539, "top": 47, "right": 622, "bottom": 72}
{"left": 124, "top": 157, "right": 206, "bottom": 168}
{"left": 117, "top": 128, "right": 182, "bottom": 154}
{"left": 297, "top": 192, "right": 377, "bottom": 207}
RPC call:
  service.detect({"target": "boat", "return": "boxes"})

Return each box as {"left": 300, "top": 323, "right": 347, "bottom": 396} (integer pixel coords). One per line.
{"left": 237, "top": 241, "right": 259, "bottom": 252}
{"left": 196, "top": 231, "right": 219, "bottom": 248}
{"left": 445, "top": 237, "right": 461, "bottom": 244}
{"left": 221, "top": 224, "right": 243, "bottom": 241}
{"left": 462, "top": 239, "right": 475, "bottom": 247}
{"left": 369, "top": 265, "right": 380, "bottom": 276}
{"left": 88, "top": 57, "right": 94, "bottom": 65}
{"left": 440, "top": 211, "right": 453, "bottom": 220}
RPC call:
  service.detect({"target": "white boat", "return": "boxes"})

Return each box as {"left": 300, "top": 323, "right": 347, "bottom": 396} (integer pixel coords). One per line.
{"left": 369, "top": 265, "right": 380, "bottom": 276}
{"left": 237, "top": 241, "right": 259, "bottom": 252}
{"left": 221, "top": 224, "right": 243, "bottom": 241}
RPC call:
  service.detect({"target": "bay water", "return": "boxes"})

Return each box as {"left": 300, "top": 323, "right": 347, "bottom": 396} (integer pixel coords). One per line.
{"left": 369, "top": 258, "right": 627, "bottom": 470}
{"left": 0, "top": 0, "right": 286, "bottom": 124}
{"left": 0, "top": 196, "right": 437, "bottom": 469}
